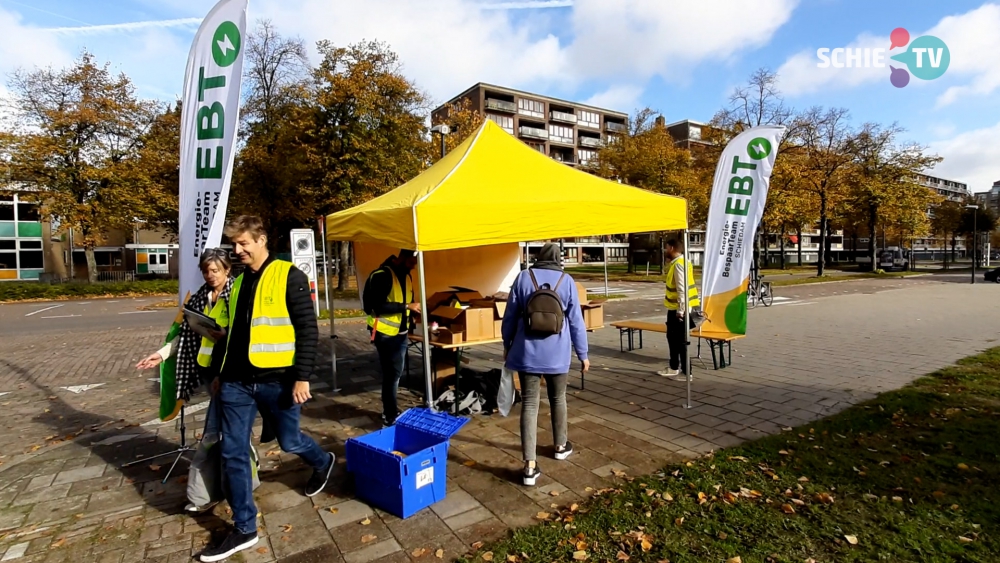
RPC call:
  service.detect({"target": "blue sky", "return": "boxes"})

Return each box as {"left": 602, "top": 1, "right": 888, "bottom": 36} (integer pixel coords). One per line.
{"left": 2, "top": 0, "right": 998, "bottom": 192}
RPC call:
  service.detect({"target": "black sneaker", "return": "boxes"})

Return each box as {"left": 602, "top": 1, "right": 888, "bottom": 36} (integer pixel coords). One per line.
{"left": 199, "top": 530, "right": 258, "bottom": 562}
{"left": 522, "top": 465, "right": 541, "bottom": 486}
{"left": 555, "top": 441, "right": 574, "bottom": 461}
{"left": 305, "top": 452, "right": 336, "bottom": 497}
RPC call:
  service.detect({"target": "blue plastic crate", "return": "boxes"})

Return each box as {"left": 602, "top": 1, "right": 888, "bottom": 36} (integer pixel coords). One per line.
{"left": 346, "top": 409, "right": 468, "bottom": 518}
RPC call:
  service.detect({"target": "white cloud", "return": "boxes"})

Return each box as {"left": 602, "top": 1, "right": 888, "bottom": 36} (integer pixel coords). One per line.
{"left": 568, "top": 0, "right": 798, "bottom": 82}
{"left": 776, "top": 32, "right": 891, "bottom": 96}
{"left": 777, "top": 2, "right": 1000, "bottom": 101}
{"left": 931, "top": 3, "right": 1000, "bottom": 107}
{"left": 928, "top": 120, "right": 1000, "bottom": 192}
{"left": 0, "top": 7, "right": 73, "bottom": 75}
{"left": 44, "top": 18, "right": 202, "bottom": 36}
{"left": 583, "top": 85, "right": 643, "bottom": 113}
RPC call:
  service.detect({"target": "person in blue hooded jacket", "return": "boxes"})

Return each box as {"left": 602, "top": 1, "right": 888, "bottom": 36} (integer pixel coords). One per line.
{"left": 501, "top": 242, "right": 590, "bottom": 486}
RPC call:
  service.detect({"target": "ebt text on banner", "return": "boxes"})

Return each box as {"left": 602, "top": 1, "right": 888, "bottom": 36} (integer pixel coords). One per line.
{"left": 699, "top": 126, "right": 785, "bottom": 337}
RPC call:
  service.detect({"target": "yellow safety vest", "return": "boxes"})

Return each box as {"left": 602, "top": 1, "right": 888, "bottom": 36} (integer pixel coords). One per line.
{"left": 366, "top": 267, "right": 413, "bottom": 337}
{"left": 222, "top": 260, "right": 296, "bottom": 369}
{"left": 664, "top": 256, "right": 700, "bottom": 310}
{"left": 196, "top": 296, "right": 230, "bottom": 368}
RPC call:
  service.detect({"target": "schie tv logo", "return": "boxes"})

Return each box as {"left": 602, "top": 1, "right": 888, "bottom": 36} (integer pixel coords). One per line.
{"left": 817, "top": 27, "right": 950, "bottom": 88}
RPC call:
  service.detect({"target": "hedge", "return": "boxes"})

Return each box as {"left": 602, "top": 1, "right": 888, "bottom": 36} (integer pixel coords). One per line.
{"left": 0, "top": 280, "right": 179, "bottom": 302}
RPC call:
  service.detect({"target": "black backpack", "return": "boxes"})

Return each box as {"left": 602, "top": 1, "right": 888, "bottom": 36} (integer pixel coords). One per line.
{"left": 524, "top": 270, "right": 567, "bottom": 337}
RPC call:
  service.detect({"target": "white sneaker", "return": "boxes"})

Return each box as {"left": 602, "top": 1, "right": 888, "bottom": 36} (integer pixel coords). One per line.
{"left": 522, "top": 465, "right": 541, "bottom": 486}
{"left": 656, "top": 368, "right": 681, "bottom": 378}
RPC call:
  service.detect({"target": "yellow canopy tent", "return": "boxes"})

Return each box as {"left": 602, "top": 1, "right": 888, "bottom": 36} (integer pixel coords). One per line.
{"left": 324, "top": 119, "right": 690, "bottom": 408}
{"left": 325, "top": 119, "right": 688, "bottom": 250}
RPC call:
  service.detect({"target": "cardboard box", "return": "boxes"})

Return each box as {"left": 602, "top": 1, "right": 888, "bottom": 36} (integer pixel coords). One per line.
{"left": 575, "top": 282, "right": 588, "bottom": 306}
{"left": 581, "top": 303, "right": 604, "bottom": 330}
{"left": 427, "top": 289, "right": 485, "bottom": 312}
{"left": 470, "top": 298, "right": 508, "bottom": 339}
{"left": 431, "top": 327, "right": 463, "bottom": 345}
{"left": 430, "top": 306, "right": 494, "bottom": 342}
{"left": 494, "top": 319, "right": 503, "bottom": 339}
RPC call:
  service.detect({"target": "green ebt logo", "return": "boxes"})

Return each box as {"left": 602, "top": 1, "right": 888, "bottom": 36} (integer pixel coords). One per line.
{"left": 815, "top": 27, "right": 950, "bottom": 89}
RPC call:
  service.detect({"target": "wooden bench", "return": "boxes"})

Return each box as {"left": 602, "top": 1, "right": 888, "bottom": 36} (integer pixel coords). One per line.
{"left": 691, "top": 330, "right": 744, "bottom": 370}
{"left": 610, "top": 320, "right": 745, "bottom": 370}
{"left": 610, "top": 320, "right": 665, "bottom": 352}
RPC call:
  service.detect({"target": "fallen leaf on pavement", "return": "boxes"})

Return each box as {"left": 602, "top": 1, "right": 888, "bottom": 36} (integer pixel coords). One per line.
{"left": 463, "top": 460, "right": 476, "bottom": 467}
{"left": 573, "top": 550, "right": 588, "bottom": 560}
{"left": 361, "top": 534, "right": 377, "bottom": 544}
{"left": 361, "top": 517, "right": 372, "bottom": 525}
{"left": 845, "top": 535, "right": 859, "bottom": 545}
{"left": 550, "top": 490, "right": 560, "bottom": 496}
{"left": 50, "top": 538, "right": 66, "bottom": 548}
{"left": 570, "top": 503, "right": 579, "bottom": 512}
{"left": 412, "top": 548, "right": 429, "bottom": 557}
{"left": 281, "top": 524, "right": 293, "bottom": 533}
{"left": 329, "top": 507, "right": 339, "bottom": 514}
{"left": 149, "top": 465, "right": 160, "bottom": 471}
{"left": 436, "top": 549, "right": 445, "bottom": 558}
{"left": 535, "top": 512, "right": 550, "bottom": 520}
{"left": 472, "top": 542, "right": 485, "bottom": 550}
{"left": 482, "top": 551, "right": 494, "bottom": 561}
{"left": 611, "top": 469, "right": 626, "bottom": 477}
{"left": 256, "top": 547, "right": 269, "bottom": 554}
{"left": 281, "top": 536, "right": 290, "bottom": 542}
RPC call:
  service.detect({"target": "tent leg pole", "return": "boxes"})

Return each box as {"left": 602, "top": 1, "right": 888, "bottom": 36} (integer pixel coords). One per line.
{"left": 683, "top": 229, "right": 692, "bottom": 409}
{"left": 320, "top": 221, "right": 338, "bottom": 394}
{"left": 417, "top": 253, "right": 434, "bottom": 410}
{"left": 603, "top": 240, "right": 609, "bottom": 297}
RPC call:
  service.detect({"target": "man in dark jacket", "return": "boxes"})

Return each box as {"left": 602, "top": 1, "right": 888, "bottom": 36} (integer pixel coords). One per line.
{"left": 363, "top": 250, "right": 420, "bottom": 427}
{"left": 200, "top": 216, "right": 332, "bottom": 563}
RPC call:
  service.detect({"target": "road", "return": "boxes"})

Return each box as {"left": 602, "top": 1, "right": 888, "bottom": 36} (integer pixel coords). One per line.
{"left": 0, "top": 272, "right": 982, "bottom": 339}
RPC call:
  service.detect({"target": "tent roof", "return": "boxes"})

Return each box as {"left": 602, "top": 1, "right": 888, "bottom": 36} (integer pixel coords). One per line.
{"left": 325, "top": 120, "right": 688, "bottom": 251}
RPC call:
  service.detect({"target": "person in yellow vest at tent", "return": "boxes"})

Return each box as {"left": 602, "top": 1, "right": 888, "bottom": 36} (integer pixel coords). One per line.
{"left": 362, "top": 249, "right": 420, "bottom": 427}
{"left": 200, "top": 216, "right": 332, "bottom": 563}
{"left": 657, "top": 238, "right": 700, "bottom": 379}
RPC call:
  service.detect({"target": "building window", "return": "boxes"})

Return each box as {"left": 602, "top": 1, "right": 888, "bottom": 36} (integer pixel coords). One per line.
{"left": 578, "top": 149, "right": 597, "bottom": 165}
{"left": 16, "top": 202, "right": 40, "bottom": 222}
{"left": 525, "top": 141, "right": 545, "bottom": 153}
{"left": 579, "top": 110, "right": 600, "bottom": 129}
{"left": 487, "top": 113, "right": 514, "bottom": 133}
{"left": 548, "top": 125, "right": 574, "bottom": 144}
{"left": 518, "top": 98, "right": 545, "bottom": 119}
{"left": 688, "top": 125, "right": 702, "bottom": 140}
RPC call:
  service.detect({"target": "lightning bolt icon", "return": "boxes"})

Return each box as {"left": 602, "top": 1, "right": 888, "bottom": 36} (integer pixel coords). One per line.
{"left": 753, "top": 142, "right": 766, "bottom": 155}
{"left": 217, "top": 34, "right": 235, "bottom": 56}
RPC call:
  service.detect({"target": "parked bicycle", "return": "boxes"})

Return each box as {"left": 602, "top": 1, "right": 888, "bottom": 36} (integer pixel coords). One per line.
{"left": 747, "top": 275, "right": 773, "bottom": 308}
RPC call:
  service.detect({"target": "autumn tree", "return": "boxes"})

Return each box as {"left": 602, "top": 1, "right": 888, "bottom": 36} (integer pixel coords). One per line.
{"left": 794, "top": 106, "right": 854, "bottom": 276}
{"left": 128, "top": 104, "right": 181, "bottom": 236}
{"left": 431, "top": 97, "right": 485, "bottom": 159}
{"left": 308, "top": 40, "right": 430, "bottom": 289}
{"left": 931, "top": 200, "right": 963, "bottom": 269}
{"left": 958, "top": 204, "right": 997, "bottom": 267}
{"left": 764, "top": 152, "right": 817, "bottom": 268}
{"left": 8, "top": 52, "right": 162, "bottom": 282}
{"left": 843, "top": 122, "right": 942, "bottom": 269}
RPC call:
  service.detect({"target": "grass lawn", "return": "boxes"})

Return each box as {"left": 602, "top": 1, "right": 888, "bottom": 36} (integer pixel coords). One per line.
{"left": 467, "top": 349, "right": 1000, "bottom": 563}
{"left": 0, "top": 279, "right": 179, "bottom": 302}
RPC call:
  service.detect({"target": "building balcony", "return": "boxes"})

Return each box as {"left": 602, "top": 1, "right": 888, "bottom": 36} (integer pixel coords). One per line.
{"left": 549, "top": 134, "right": 574, "bottom": 146}
{"left": 579, "top": 136, "right": 603, "bottom": 148}
{"left": 551, "top": 154, "right": 576, "bottom": 165}
{"left": 485, "top": 98, "right": 516, "bottom": 113}
{"left": 519, "top": 125, "right": 548, "bottom": 141}
{"left": 549, "top": 110, "right": 577, "bottom": 124}
{"left": 605, "top": 121, "right": 627, "bottom": 133}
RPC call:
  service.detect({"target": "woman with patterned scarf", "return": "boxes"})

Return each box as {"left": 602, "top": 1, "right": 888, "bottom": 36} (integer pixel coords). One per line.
{"left": 137, "top": 248, "right": 248, "bottom": 513}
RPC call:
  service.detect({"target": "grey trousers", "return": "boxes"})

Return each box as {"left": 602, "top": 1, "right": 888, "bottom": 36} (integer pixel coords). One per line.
{"left": 518, "top": 372, "right": 568, "bottom": 462}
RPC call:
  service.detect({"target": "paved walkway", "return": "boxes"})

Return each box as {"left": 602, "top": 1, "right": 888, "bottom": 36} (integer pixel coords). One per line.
{"left": 0, "top": 279, "right": 997, "bottom": 562}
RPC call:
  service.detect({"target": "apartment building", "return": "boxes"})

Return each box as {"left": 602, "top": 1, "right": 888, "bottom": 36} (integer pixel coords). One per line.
{"left": 976, "top": 180, "right": 1000, "bottom": 217}
{"left": 915, "top": 173, "right": 970, "bottom": 202}
{"left": 1, "top": 186, "right": 177, "bottom": 282}
{"left": 665, "top": 119, "right": 713, "bottom": 150}
{"left": 431, "top": 82, "right": 629, "bottom": 167}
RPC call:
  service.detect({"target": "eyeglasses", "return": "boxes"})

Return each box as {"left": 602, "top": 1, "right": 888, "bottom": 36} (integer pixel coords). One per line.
{"left": 202, "top": 248, "right": 230, "bottom": 258}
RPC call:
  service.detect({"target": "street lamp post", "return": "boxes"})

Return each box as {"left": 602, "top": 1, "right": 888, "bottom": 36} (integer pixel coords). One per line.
{"left": 966, "top": 204, "right": 979, "bottom": 284}
{"left": 430, "top": 124, "right": 450, "bottom": 159}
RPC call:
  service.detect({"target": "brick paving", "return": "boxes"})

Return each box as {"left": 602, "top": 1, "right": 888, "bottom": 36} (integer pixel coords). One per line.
{"left": 1, "top": 278, "right": 997, "bottom": 562}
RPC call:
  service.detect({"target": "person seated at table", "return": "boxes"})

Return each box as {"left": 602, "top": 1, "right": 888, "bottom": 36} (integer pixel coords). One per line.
{"left": 501, "top": 242, "right": 589, "bottom": 486}
{"left": 363, "top": 249, "right": 421, "bottom": 427}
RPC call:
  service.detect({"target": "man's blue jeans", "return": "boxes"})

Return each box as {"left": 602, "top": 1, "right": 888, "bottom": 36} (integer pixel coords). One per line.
{"left": 219, "top": 381, "right": 330, "bottom": 534}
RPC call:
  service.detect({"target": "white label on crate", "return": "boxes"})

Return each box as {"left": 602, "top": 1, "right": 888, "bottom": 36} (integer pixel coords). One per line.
{"left": 416, "top": 467, "right": 434, "bottom": 489}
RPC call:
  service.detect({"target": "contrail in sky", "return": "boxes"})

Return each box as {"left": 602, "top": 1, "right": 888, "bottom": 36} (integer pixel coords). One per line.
{"left": 44, "top": 18, "right": 202, "bottom": 35}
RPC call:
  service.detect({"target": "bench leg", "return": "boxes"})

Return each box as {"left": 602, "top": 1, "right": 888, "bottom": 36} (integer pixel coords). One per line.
{"left": 710, "top": 341, "right": 718, "bottom": 370}
{"left": 619, "top": 328, "right": 625, "bottom": 352}
{"left": 639, "top": 329, "right": 643, "bottom": 350}
{"left": 718, "top": 341, "right": 728, "bottom": 369}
